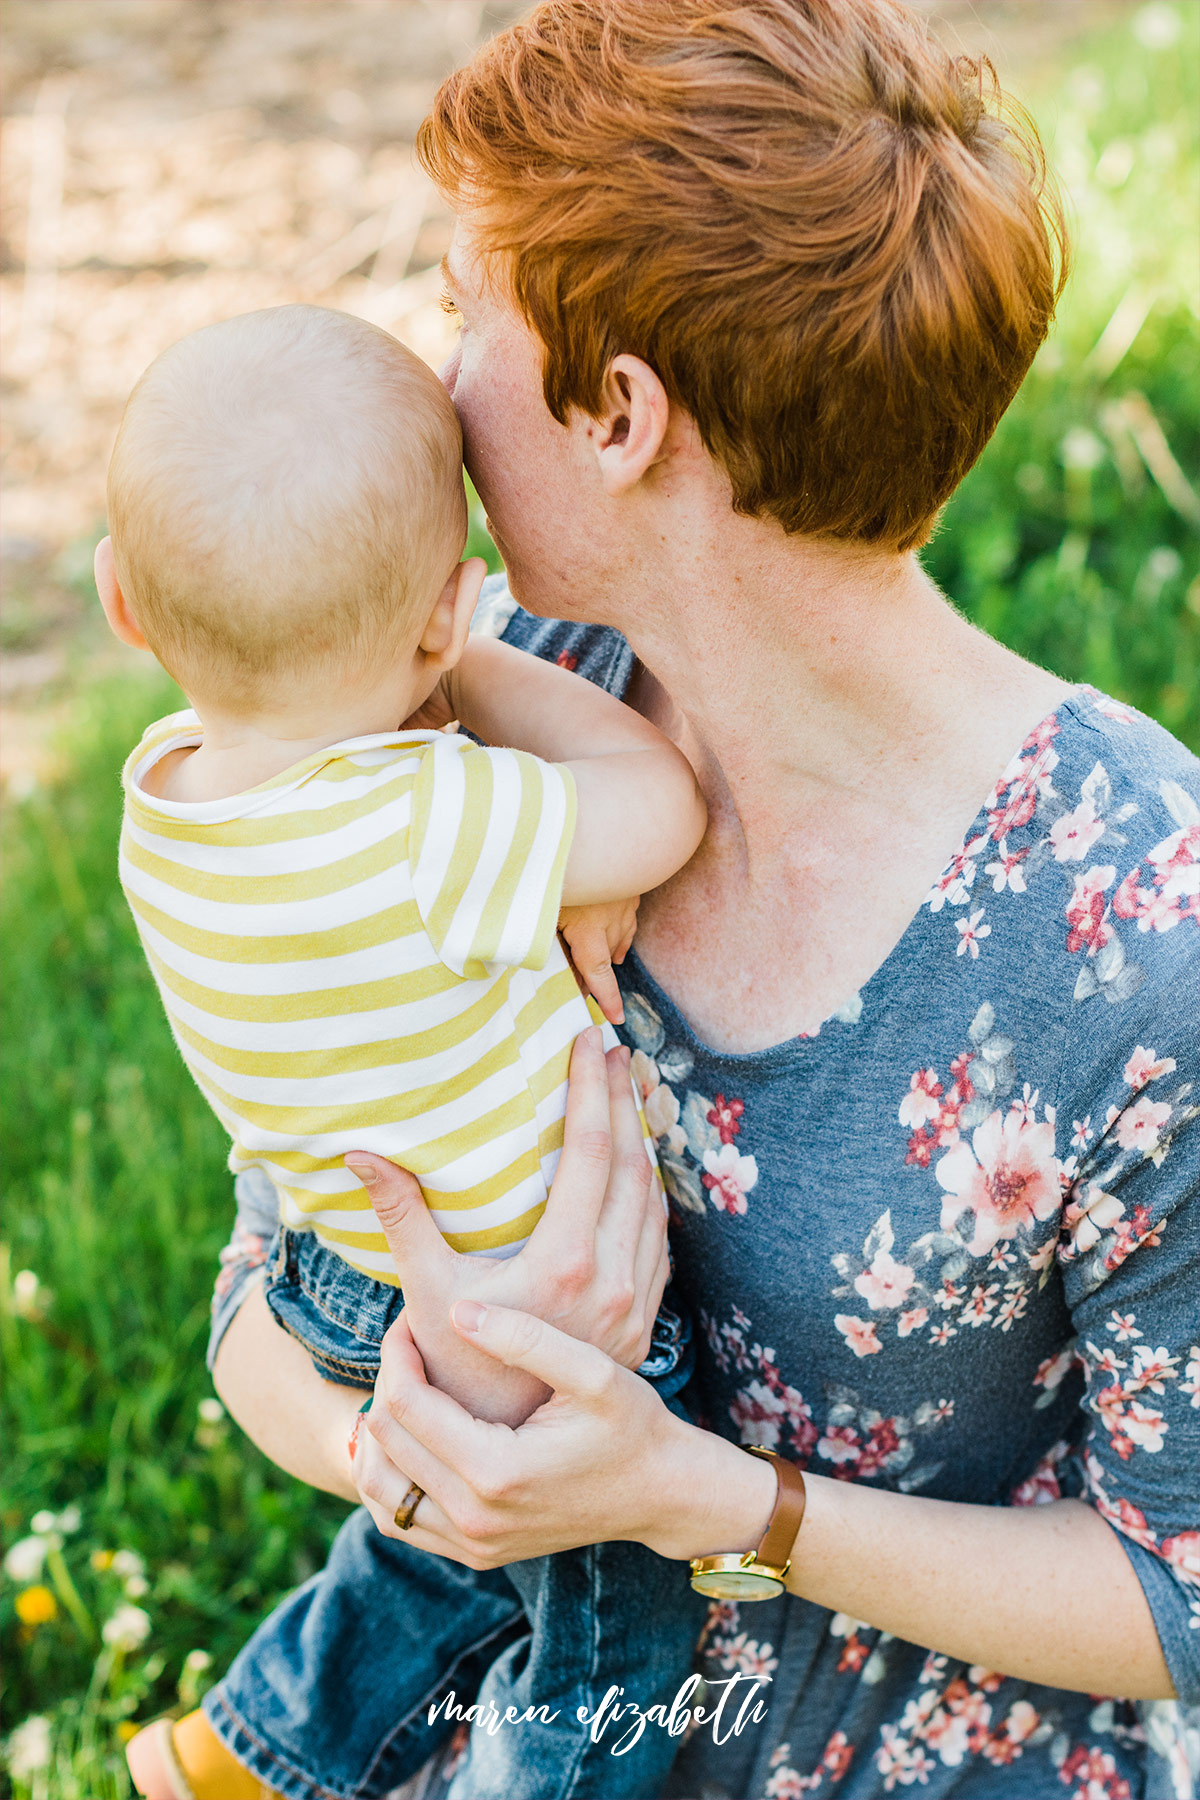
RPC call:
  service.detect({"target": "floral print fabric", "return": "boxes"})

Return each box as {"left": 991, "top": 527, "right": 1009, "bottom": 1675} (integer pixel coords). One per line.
{"left": 501, "top": 594, "right": 1199, "bottom": 1800}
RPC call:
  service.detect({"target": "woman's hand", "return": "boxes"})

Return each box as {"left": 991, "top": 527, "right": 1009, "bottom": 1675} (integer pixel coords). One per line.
{"left": 343, "top": 1028, "right": 669, "bottom": 1426}
{"left": 351, "top": 1297, "right": 772, "bottom": 1569}
{"left": 345, "top": 1023, "right": 748, "bottom": 1563}
{"left": 350, "top": 1302, "right": 1177, "bottom": 1701}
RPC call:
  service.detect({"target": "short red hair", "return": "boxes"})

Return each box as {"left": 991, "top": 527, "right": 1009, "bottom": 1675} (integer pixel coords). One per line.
{"left": 418, "top": 0, "right": 1067, "bottom": 551}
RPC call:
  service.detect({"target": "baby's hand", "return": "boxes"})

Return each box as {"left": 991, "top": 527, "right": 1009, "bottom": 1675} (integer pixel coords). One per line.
{"left": 559, "top": 898, "right": 639, "bottom": 1025}
{"left": 399, "top": 675, "right": 457, "bottom": 734}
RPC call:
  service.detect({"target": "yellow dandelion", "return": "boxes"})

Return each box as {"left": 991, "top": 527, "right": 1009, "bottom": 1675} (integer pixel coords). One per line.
{"left": 15, "top": 1584, "right": 58, "bottom": 1625}
{"left": 117, "top": 1722, "right": 139, "bottom": 1744}
{"left": 91, "top": 1549, "right": 116, "bottom": 1572}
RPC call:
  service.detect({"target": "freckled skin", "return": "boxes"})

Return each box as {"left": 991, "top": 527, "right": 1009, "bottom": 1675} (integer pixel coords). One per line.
{"left": 627, "top": 657, "right": 1012, "bottom": 1050}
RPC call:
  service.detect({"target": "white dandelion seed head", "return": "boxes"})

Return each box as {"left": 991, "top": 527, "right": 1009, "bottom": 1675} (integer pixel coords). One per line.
{"left": 12, "top": 1270, "right": 47, "bottom": 1318}
{"left": 102, "top": 1603, "right": 152, "bottom": 1651}
{"left": 6, "top": 1715, "right": 52, "bottom": 1778}
{"left": 1060, "top": 428, "right": 1105, "bottom": 472}
{"left": 1146, "top": 546, "right": 1183, "bottom": 584}
{"left": 3, "top": 1536, "right": 48, "bottom": 1584}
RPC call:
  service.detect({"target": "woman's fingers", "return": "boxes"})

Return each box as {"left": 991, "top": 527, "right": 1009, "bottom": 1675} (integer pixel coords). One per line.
{"left": 364, "top": 1395, "right": 475, "bottom": 1522}
{"left": 626, "top": 1208, "right": 671, "bottom": 1366}
{"left": 357, "top": 1307, "right": 679, "bottom": 1571}
{"left": 366, "top": 1307, "right": 610, "bottom": 1556}
{"left": 596, "top": 1043, "right": 658, "bottom": 1242}
{"left": 629, "top": 1152, "right": 670, "bottom": 1301}
{"left": 592, "top": 1046, "right": 668, "bottom": 1363}
{"left": 451, "top": 1297, "right": 618, "bottom": 1406}
{"left": 353, "top": 1430, "right": 476, "bottom": 1559}
{"left": 371, "top": 1309, "right": 519, "bottom": 1506}
{"left": 345, "top": 1150, "right": 455, "bottom": 1284}
{"left": 528, "top": 1028, "right": 612, "bottom": 1256}
{"left": 524, "top": 1035, "right": 667, "bottom": 1363}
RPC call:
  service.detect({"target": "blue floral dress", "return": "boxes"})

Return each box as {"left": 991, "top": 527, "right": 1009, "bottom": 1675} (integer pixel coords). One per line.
{"left": 211, "top": 585, "right": 1199, "bottom": 1799}
{"left": 497, "top": 595, "right": 1200, "bottom": 1800}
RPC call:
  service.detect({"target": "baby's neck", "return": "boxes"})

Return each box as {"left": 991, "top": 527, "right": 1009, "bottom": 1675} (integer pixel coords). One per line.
{"left": 141, "top": 707, "right": 404, "bottom": 803}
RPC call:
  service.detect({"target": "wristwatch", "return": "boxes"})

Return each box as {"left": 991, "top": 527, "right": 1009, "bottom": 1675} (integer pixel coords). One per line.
{"left": 689, "top": 1446, "right": 807, "bottom": 1601}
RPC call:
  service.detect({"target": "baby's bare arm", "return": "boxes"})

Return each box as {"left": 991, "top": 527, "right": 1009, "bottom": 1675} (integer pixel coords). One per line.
{"left": 445, "top": 636, "right": 706, "bottom": 903}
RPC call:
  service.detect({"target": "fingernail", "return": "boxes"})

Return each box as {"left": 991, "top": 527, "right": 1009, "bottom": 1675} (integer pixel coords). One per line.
{"left": 585, "top": 1025, "right": 602, "bottom": 1051}
{"left": 345, "top": 1155, "right": 377, "bottom": 1188}
{"left": 452, "top": 1298, "right": 487, "bottom": 1333}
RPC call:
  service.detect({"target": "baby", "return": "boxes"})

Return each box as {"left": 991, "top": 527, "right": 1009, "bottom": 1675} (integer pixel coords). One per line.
{"left": 103, "top": 306, "right": 708, "bottom": 1800}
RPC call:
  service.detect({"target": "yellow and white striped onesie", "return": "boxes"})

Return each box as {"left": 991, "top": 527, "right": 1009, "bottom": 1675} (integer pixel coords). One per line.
{"left": 120, "top": 713, "right": 628, "bottom": 1283}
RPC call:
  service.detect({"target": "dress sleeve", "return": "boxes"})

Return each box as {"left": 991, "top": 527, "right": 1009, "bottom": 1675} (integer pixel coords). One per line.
{"left": 408, "top": 732, "right": 577, "bottom": 978}
{"left": 1055, "top": 934, "right": 1200, "bottom": 1705}
{"left": 494, "top": 578, "right": 638, "bottom": 700}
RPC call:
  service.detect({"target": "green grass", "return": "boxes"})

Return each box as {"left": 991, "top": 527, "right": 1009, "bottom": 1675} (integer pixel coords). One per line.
{"left": 2, "top": 5, "right": 1197, "bottom": 1791}
{"left": 1, "top": 677, "right": 352, "bottom": 1794}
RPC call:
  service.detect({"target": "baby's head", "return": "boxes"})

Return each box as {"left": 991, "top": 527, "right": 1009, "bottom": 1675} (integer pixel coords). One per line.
{"left": 102, "top": 305, "right": 467, "bottom": 714}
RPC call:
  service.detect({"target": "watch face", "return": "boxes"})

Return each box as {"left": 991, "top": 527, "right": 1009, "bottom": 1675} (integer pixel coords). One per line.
{"left": 689, "top": 1567, "right": 785, "bottom": 1602}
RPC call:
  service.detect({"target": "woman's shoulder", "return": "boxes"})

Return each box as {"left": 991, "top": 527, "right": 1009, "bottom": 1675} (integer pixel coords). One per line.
{"left": 1004, "top": 691, "right": 1199, "bottom": 1226}
{"left": 1056, "top": 684, "right": 1197, "bottom": 810}
{"left": 883, "top": 684, "right": 1197, "bottom": 1133}
{"left": 953, "top": 685, "right": 1199, "bottom": 960}
{"left": 473, "top": 576, "right": 636, "bottom": 699}
{"left": 1040, "top": 686, "right": 1199, "bottom": 964}
{"left": 990, "top": 684, "right": 1196, "bottom": 857}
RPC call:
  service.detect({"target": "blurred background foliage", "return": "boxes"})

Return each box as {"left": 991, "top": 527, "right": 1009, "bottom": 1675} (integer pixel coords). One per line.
{"left": 922, "top": 0, "right": 1198, "bottom": 743}
{"left": 1, "top": 2, "right": 1197, "bottom": 1793}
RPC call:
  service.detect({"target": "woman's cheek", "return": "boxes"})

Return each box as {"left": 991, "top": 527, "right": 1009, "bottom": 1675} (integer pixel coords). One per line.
{"left": 438, "top": 343, "right": 461, "bottom": 397}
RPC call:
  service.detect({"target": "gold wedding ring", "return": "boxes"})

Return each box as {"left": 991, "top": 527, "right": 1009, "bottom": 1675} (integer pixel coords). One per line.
{"left": 393, "top": 1482, "right": 425, "bottom": 1532}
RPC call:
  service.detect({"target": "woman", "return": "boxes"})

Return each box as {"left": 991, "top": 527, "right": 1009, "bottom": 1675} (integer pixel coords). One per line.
{"left": 210, "top": 2, "right": 1199, "bottom": 1795}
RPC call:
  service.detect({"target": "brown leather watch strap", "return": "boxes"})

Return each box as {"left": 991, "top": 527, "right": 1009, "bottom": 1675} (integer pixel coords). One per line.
{"left": 746, "top": 1447, "right": 807, "bottom": 1570}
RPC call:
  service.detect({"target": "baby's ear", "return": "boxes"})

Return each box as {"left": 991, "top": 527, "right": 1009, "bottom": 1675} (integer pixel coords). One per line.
{"left": 94, "top": 536, "right": 150, "bottom": 652}
{"left": 420, "top": 556, "right": 488, "bottom": 673}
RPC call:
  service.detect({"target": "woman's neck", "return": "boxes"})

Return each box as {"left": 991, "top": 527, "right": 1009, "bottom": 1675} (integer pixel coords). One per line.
{"left": 617, "top": 526, "right": 1070, "bottom": 1049}
{"left": 632, "top": 536, "right": 1034, "bottom": 834}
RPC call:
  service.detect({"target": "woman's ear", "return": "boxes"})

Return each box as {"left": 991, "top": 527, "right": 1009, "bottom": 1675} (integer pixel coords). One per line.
{"left": 590, "top": 354, "right": 670, "bottom": 497}
{"left": 94, "top": 536, "right": 151, "bottom": 652}
{"left": 418, "top": 555, "right": 489, "bottom": 674}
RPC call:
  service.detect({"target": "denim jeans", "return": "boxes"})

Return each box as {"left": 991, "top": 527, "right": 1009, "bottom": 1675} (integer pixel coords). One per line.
{"left": 204, "top": 1229, "right": 706, "bottom": 1800}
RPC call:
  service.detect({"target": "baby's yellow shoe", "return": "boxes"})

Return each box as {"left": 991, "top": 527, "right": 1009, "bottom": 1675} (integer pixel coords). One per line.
{"left": 126, "top": 1709, "right": 279, "bottom": 1799}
